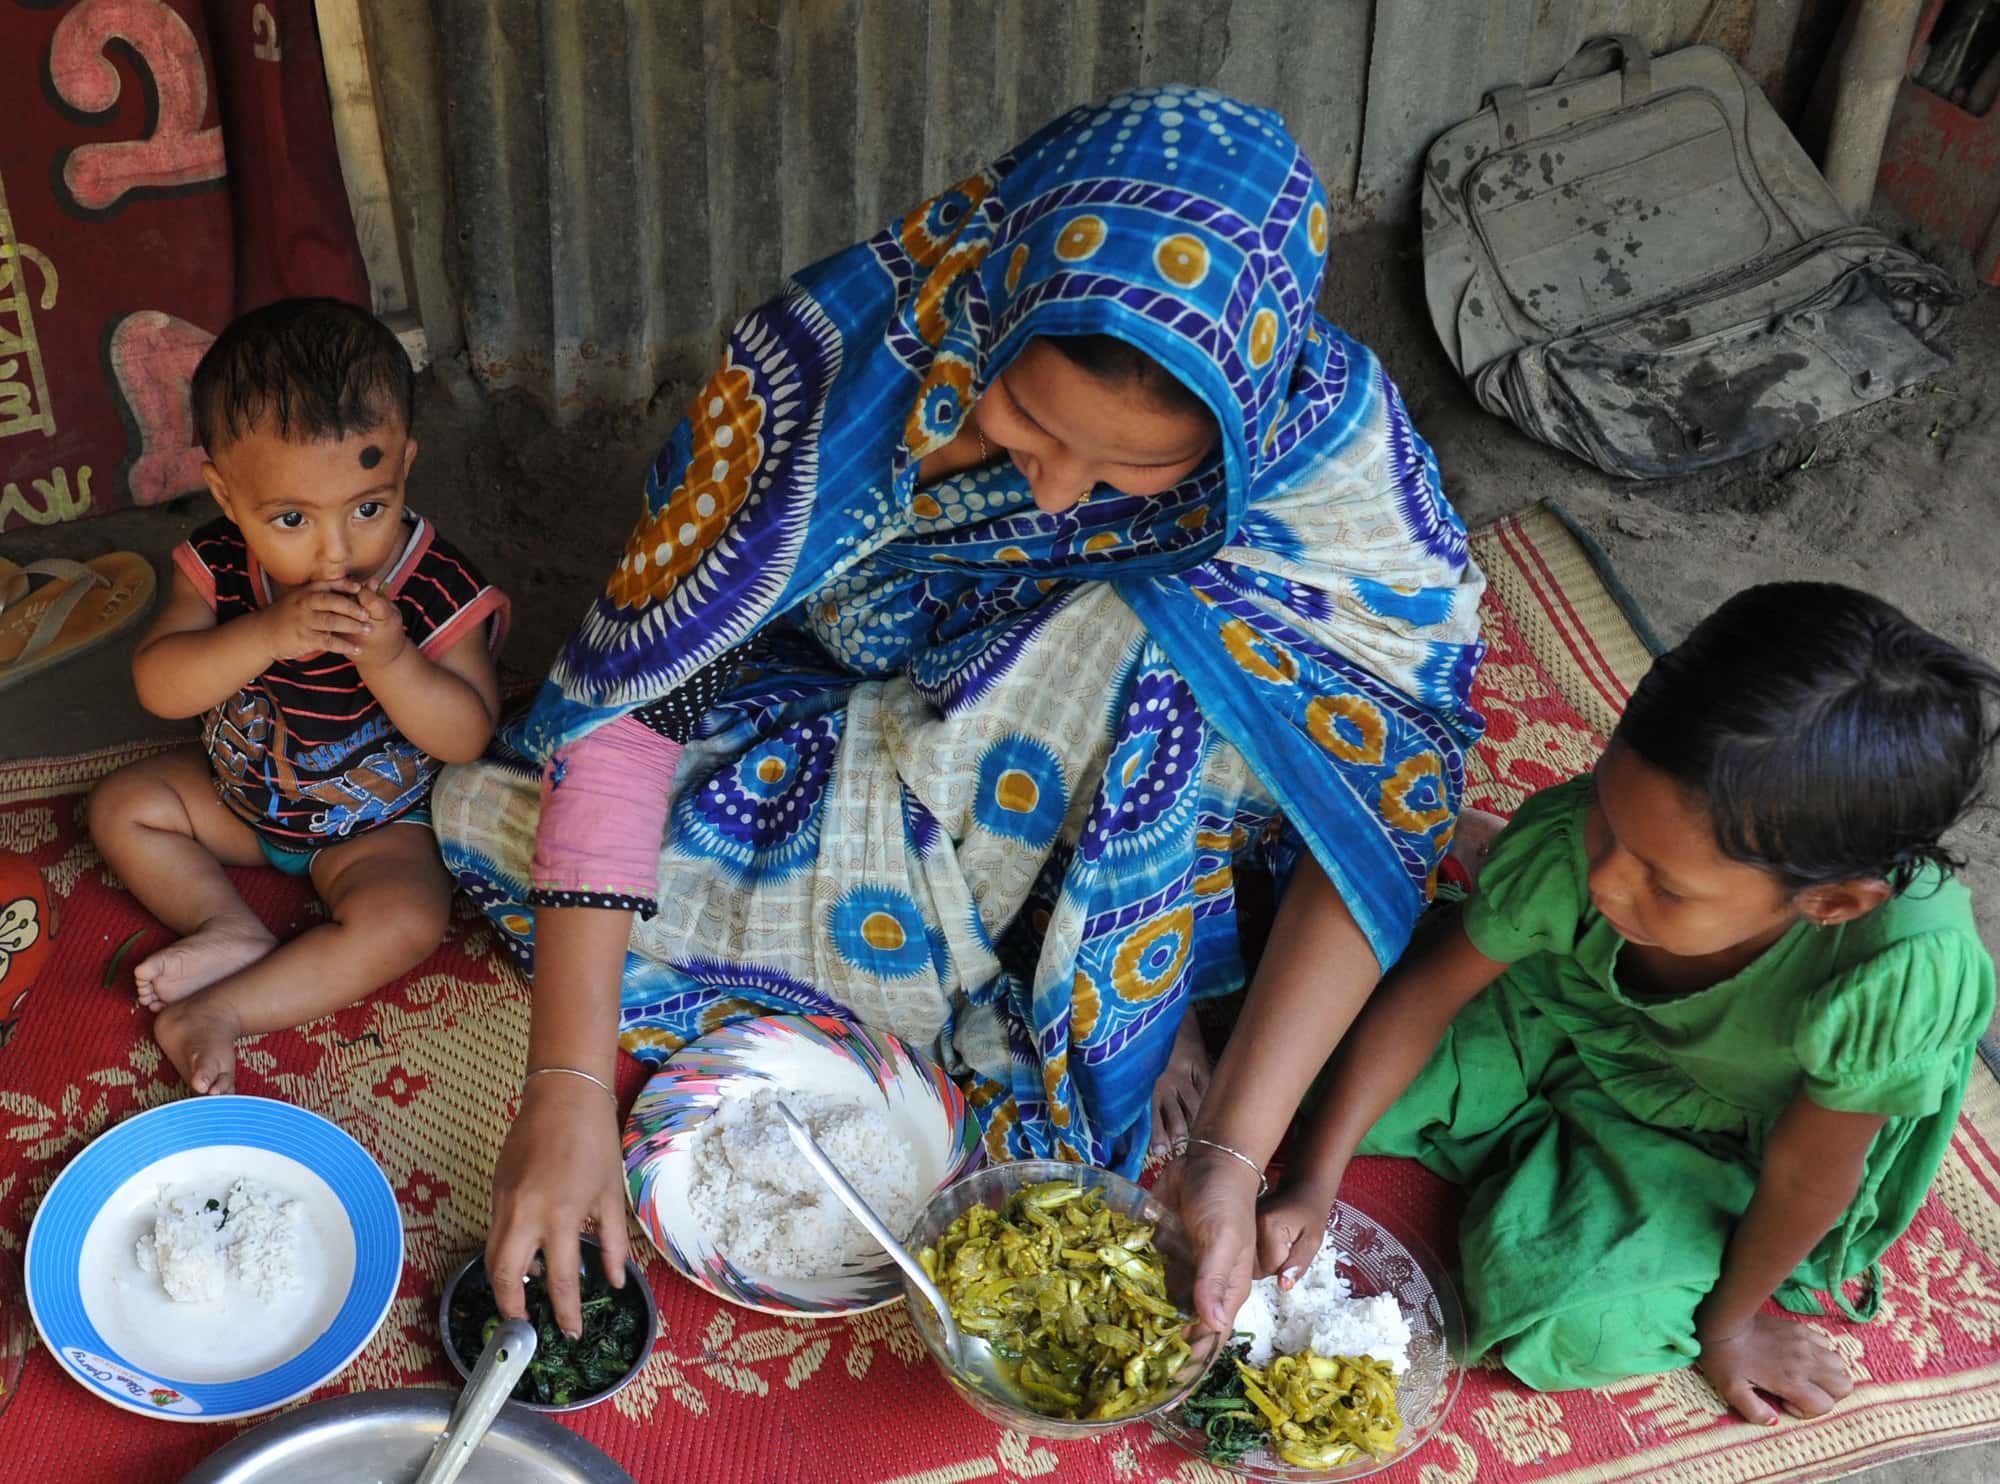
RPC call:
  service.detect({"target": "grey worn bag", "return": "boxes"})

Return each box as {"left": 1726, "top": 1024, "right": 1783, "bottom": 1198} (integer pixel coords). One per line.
{"left": 1422, "top": 35, "right": 1959, "bottom": 480}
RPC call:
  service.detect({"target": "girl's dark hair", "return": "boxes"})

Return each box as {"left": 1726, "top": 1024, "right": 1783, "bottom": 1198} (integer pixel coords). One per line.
{"left": 1616, "top": 582, "right": 2000, "bottom": 893}
{"left": 1044, "top": 334, "right": 1211, "bottom": 421}
{"left": 192, "top": 296, "right": 414, "bottom": 452}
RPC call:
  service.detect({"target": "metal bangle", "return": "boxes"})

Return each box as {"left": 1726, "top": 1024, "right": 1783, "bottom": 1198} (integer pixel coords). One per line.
{"left": 1184, "top": 1136, "right": 1270, "bottom": 1197}
{"left": 523, "top": 1065, "right": 616, "bottom": 1102}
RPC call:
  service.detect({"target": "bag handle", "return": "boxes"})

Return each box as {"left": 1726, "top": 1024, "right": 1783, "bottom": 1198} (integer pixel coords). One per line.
{"left": 1553, "top": 33, "right": 1654, "bottom": 106}
{"left": 1489, "top": 85, "right": 1529, "bottom": 143}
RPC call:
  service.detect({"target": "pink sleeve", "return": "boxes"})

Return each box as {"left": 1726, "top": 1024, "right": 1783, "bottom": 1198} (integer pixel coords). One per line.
{"left": 530, "top": 715, "right": 683, "bottom": 902}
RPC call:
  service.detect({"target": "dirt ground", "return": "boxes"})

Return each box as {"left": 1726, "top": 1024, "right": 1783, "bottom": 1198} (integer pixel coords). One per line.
{"left": 5, "top": 223, "right": 2000, "bottom": 1482}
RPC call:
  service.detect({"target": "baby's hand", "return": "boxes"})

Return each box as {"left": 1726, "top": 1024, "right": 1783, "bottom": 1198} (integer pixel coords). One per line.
{"left": 350, "top": 585, "right": 410, "bottom": 671}
{"left": 261, "top": 581, "right": 370, "bottom": 661}
{"left": 1697, "top": 1314, "right": 1855, "bottom": 1425}
{"left": 1255, "top": 1183, "right": 1334, "bottom": 1288}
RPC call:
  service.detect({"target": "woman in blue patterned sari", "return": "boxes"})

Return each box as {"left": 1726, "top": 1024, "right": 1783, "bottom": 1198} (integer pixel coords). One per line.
{"left": 437, "top": 88, "right": 1487, "bottom": 1335}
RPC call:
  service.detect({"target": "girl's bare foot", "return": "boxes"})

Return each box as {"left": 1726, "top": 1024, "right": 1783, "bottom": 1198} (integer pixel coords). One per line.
{"left": 153, "top": 994, "right": 245, "bottom": 1095}
{"left": 1150, "top": 1012, "right": 1212, "bottom": 1158}
{"left": 132, "top": 915, "right": 275, "bottom": 1009}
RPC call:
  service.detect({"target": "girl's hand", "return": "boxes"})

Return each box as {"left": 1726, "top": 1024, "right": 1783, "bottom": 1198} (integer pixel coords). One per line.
{"left": 1696, "top": 1314, "right": 1856, "bottom": 1425}
{"left": 485, "top": 1075, "right": 629, "bottom": 1339}
{"left": 350, "top": 585, "right": 410, "bottom": 671}
{"left": 1255, "top": 1182, "right": 1335, "bottom": 1287}
{"left": 260, "top": 580, "right": 370, "bottom": 661}
{"left": 1160, "top": 1144, "right": 1263, "bottom": 1333}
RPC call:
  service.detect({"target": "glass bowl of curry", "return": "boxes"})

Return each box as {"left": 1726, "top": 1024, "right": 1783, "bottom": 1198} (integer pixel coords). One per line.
{"left": 903, "top": 1159, "right": 1220, "bottom": 1437}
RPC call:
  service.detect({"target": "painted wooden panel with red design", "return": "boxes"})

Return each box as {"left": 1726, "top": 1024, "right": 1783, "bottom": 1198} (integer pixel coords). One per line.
{"left": 0, "top": 0, "right": 366, "bottom": 533}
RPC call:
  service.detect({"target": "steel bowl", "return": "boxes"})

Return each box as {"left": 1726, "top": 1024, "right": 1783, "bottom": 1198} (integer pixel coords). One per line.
{"left": 179, "top": 1387, "right": 632, "bottom": 1482}
{"left": 438, "top": 1235, "right": 657, "bottom": 1413}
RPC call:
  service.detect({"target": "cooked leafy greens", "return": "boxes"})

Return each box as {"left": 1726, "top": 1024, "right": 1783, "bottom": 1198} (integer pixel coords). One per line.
{"left": 1181, "top": 1337, "right": 1266, "bottom": 1466}
{"left": 919, "top": 1180, "right": 1193, "bottom": 1421}
{"left": 446, "top": 1254, "right": 647, "bottom": 1407}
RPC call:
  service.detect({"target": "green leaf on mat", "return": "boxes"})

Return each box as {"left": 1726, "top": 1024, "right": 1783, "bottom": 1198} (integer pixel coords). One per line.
{"left": 102, "top": 929, "right": 145, "bottom": 989}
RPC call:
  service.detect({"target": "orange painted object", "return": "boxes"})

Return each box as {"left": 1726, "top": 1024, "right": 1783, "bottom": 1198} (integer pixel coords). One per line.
{"left": 0, "top": 851, "right": 52, "bottom": 1006}
{"left": 1877, "top": 0, "right": 2000, "bottom": 284}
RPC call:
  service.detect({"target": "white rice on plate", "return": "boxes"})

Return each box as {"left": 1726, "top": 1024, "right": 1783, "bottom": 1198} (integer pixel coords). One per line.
{"left": 1235, "top": 1246, "right": 1413, "bottom": 1373}
{"left": 687, "top": 1087, "right": 922, "bottom": 1279}
{"left": 134, "top": 1177, "right": 305, "bottom": 1304}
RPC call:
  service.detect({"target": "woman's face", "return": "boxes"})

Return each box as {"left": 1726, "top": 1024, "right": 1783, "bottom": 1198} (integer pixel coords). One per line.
{"left": 971, "top": 338, "right": 1218, "bottom": 514}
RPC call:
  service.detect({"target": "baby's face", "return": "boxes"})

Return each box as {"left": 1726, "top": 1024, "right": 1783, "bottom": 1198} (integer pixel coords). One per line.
{"left": 205, "top": 416, "right": 417, "bottom": 592}
{"left": 1582, "top": 742, "right": 1798, "bottom": 960}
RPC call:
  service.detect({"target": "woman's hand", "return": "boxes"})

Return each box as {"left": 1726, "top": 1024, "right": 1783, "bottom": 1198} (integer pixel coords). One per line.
{"left": 485, "top": 1074, "right": 629, "bottom": 1338}
{"left": 1161, "top": 1144, "right": 1265, "bottom": 1334}
{"left": 1696, "top": 1313, "right": 1855, "bottom": 1425}
{"left": 1255, "top": 1180, "right": 1336, "bottom": 1288}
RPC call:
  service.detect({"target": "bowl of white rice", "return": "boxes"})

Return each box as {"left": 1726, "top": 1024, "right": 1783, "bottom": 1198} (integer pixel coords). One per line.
{"left": 25, "top": 1096, "right": 401, "bottom": 1422}
{"left": 623, "top": 1014, "right": 983, "bottom": 1315}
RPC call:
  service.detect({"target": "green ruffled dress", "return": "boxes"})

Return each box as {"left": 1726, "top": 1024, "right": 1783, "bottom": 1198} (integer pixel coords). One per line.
{"left": 1360, "top": 776, "right": 1995, "bottom": 1388}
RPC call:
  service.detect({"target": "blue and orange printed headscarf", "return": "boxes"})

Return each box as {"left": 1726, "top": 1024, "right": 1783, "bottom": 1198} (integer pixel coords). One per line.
{"left": 515, "top": 86, "right": 1486, "bottom": 974}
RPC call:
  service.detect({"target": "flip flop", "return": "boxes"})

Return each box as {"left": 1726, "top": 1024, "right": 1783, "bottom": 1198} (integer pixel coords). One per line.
{"left": 0, "top": 553, "right": 156, "bottom": 693}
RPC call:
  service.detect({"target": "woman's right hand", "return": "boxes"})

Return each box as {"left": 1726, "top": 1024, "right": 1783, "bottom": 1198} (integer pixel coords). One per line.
{"left": 1161, "top": 1144, "right": 1265, "bottom": 1334}
{"left": 486, "top": 1075, "right": 629, "bottom": 1338}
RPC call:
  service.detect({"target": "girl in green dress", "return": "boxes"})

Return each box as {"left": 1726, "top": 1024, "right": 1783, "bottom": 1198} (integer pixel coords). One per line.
{"left": 1259, "top": 582, "right": 2000, "bottom": 1423}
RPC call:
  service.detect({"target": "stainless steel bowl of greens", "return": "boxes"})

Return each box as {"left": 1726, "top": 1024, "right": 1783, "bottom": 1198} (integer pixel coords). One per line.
{"left": 439, "top": 1236, "right": 657, "bottom": 1413}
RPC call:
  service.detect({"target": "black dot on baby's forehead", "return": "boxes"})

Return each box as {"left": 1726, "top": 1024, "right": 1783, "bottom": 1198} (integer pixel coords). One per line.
{"left": 358, "top": 444, "right": 384, "bottom": 469}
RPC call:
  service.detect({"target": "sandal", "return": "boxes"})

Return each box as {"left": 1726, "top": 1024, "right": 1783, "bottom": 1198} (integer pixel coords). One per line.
{"left": 0, "top": 553, "right": 156, "bottom": 693}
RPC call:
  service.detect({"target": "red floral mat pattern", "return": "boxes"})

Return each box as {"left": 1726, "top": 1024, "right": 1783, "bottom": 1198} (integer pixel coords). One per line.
{"left": 3, "top": 506, "right": 2000, "bottom": 1482}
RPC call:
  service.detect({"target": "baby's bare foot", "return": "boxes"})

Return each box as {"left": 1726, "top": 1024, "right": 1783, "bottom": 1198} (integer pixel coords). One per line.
{"left": 153, "top": 995, "right": 244, "bottom": 1095}
{"left": 132, "top": 915, "right": 275, "bottom": 1009}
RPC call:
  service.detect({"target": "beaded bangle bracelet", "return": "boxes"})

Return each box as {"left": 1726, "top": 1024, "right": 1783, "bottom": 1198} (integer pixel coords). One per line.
{"left": 1185, "top": 1136, "right": 1270, "bottom": 1197}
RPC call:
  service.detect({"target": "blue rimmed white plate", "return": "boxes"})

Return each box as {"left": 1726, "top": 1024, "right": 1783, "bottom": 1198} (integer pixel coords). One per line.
{"left": 25, "top": 1096, "right": 401, "bottom": 1421}
{"left": 623, "top": 1014, "right": 983, "bottom": 1316}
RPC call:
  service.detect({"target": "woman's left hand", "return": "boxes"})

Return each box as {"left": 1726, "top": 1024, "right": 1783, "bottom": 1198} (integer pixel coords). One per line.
{"left": 1161, "top": 1144, "right": 1263, "bottom": 1334}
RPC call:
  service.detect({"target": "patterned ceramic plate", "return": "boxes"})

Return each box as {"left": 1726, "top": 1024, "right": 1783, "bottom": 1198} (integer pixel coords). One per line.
{"left": 624, "top": 1014, "right": 982, "bottom": 1315}
{"left": 25, "top": 1096, "right": 402, "bottom": 1422}
{"left": 1156, "top": 1194, "right": 1465, "bottom": 1480}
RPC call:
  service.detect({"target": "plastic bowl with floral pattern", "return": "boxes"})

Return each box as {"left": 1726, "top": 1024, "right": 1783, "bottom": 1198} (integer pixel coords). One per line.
{"left": 623, "top": 1014, "right": 982, "bottom": 1316}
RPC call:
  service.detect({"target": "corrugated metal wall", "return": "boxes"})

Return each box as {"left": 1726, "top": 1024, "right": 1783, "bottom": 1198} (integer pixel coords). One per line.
{"left": 363, "top": 0, "right": 1829, "bottom": 419}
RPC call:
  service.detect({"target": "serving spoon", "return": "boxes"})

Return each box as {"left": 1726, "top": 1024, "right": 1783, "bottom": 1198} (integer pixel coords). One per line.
{"left": 412, "top": 1316, "right": 538, "bottom": 1484}
{"left": 774, "top": 1098, "right": 1039, "bottom": 1409}
{"left": 772, "top": 1100, "right": 958, "bottom": 1349}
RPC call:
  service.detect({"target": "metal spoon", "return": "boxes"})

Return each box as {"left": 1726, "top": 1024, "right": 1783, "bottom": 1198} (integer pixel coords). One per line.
{"left": 772, "top": 1100, "right": 961, "bottom": 1359}
{"left": 411, "top": 1317, "right": 538, "bottom": 1484}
